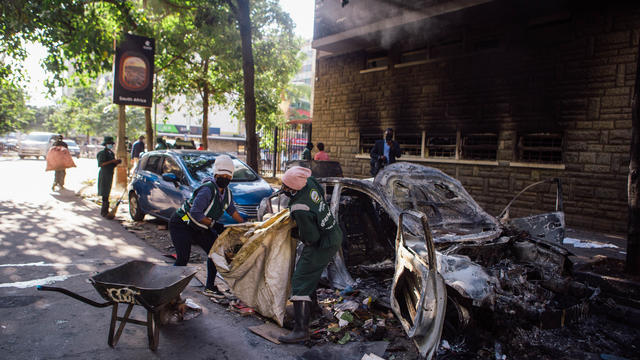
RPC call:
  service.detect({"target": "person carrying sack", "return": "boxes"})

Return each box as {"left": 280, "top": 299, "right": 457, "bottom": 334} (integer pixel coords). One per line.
{"left": 277, "top": 166, "right": 343, "bottom": 343}
{"left": 169, "top": 155, "right": 245, "bottom": 295}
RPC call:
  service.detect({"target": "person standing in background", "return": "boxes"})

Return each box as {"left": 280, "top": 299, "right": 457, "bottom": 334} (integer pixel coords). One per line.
{"left": 130, "top": 135, "right": 145, "bottom": 168}
{"left": 313, "top": 142, "right": 329, "bottom": 161}
{"left": 370, "top": 128, "right": 401, "bottom": 176}
{"left": 97, "top": 136, "right": 122, "bottom": 217}
{"left": 302, "top": 141, "right": 314, "bottom": 161}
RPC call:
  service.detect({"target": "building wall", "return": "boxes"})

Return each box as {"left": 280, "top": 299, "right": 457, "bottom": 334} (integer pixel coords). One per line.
{"left": 312, "top": 6, "right": 639, "bottom": 233}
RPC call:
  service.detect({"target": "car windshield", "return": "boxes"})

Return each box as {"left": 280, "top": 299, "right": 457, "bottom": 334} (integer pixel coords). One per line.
{"left": 64, "top": 140, "right": 78, "bottom": 147}
{"left": 181, "top": 153, "right": 258, "bottom": 182}
{"left": 26, "top": 134, "right": 51, "bottom": 142}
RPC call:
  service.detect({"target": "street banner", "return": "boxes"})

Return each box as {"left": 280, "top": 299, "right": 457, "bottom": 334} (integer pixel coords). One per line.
{"left": 113, "top": 33, "right": 154, "bottom": 107}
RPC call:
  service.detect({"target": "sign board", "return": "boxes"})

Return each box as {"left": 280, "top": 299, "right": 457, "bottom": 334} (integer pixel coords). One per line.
{"left": 113, "top": 34, "right": 154, "bottom": 107}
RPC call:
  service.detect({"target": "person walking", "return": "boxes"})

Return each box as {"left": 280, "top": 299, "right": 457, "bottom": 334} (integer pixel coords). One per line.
{"left": 50, "top": 135, "right": 69, "bottom": 191}
{"left": 277, "top": 166, "right": 343, "bottom": 343}
{"left": 97, "top": 136, "right": 122, "bottom": 217}
{"left": 313, "top": 142, "right": 329, "bottom": 161}
{"left": 130, "top": 135, "right": 145, "bottom": 168}
{"left": 301, "top": 141, "right": 313, "bottom": 161}
{"left": 370, "top": 128, "right": 402, "bottom": 176}
{"left": 169, "top": 155, "right": 245, "bottom": 295}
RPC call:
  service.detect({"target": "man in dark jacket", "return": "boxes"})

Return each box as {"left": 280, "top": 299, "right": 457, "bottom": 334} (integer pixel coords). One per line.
{"left": 97, "top": 136, "right": 122, "bottom": 217}
{"left": 130, "top": 135, "right": 145, "bottom": 167}
{"left": 370, "top": 128, "right": 402, "bottom": 176}
{"left": 301, "top": 141, "right": 313, "bottom": 161}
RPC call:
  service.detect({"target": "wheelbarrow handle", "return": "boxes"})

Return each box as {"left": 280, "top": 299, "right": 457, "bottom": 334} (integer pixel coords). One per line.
{"left": 37, "top": 285, "right": 114, "bottom": 308}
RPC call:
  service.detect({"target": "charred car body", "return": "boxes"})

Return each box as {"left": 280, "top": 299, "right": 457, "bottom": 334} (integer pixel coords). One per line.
{"left": 260, "top": 163, "right": 594, "bottom": 358}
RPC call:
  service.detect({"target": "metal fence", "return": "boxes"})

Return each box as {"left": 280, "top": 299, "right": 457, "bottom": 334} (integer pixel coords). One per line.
{"left": 259, "top": 124, "right": 311, "bottom": 177}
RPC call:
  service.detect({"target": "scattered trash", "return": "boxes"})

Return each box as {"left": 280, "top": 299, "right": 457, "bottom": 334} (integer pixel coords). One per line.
{"left": 361, "top": 353, "right": 385, "bottom": 360}
{"left": 184, "top": 298, "right": 201, "bottom": 310}
{"left": 335, "top": 300, "right": 360, "bottom": 312}
{"left": 340, "top": 285, "right": 354, "bottom": 296}
{"left": 338, "top": 332, "right": 351, "bottom": 345}
{"left": 55, "top": 320, "right": 68, "bottom": 325}
{"left": 230, "top": 301, "right": 255, "bottom": 316}
{"left": 441, "top": 339, "right": 451, "bottom": 350}
{"left": 494, "top": 341, "right": 506, "bottom": 360}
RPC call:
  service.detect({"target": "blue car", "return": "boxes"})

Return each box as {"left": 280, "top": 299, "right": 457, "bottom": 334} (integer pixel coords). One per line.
{"left": 128, "top": 150, "right": 274, "bottom": 224}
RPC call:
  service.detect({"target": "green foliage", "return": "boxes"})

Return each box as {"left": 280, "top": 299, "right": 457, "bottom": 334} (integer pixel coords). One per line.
{"left": 0, "top": 78, "right": 31, "bottom": 134}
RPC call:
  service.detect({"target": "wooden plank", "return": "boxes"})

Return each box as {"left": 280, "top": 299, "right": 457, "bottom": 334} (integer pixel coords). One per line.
{"left": 248, "top": 323, "right": 290, "bottom": 345}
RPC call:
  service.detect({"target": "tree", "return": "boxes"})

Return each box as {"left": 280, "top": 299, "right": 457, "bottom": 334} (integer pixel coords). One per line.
{"left": 0, "top": 78, "right": 31, "bottom": 134}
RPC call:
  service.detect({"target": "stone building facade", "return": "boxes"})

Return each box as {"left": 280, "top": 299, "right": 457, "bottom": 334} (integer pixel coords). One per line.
{"left": 311, "top": 0, "right": 639, "bottom": 233}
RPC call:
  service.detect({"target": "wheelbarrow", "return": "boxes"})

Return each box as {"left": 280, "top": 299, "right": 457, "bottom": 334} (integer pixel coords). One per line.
{"left": 37, "top": 260, "right": 197, "bottom": 350}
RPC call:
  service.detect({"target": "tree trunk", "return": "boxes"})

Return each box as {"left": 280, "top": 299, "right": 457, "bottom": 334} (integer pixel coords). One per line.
{"left": 202, "top": 59, "right": 210, "bottom": 150}
{"left": 145, "top": 107, "right": 153, "bottom": 151}
{"left": 237, "top": 0, "right": 258, "bottom": 171}
{"left": 202, "top": 88, "right": 209, "bottom": 150}
{"left": 627, "top": 43, "right": 640, "bottom": 275}
{"left": 116, "top": 104, "right": 128, "bottom": 189}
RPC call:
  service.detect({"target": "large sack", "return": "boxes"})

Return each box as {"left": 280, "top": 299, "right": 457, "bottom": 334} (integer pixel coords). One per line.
{"left": 45, "top": 146, "right": 76, "bottom": 171}
{"left": 210, "top": 209, "right": 296, "bottom": 326}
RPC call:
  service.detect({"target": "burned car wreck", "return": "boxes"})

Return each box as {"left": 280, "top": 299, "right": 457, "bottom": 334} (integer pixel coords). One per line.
{"left": 259, "top": 162, "right": 595, "bottom": 358}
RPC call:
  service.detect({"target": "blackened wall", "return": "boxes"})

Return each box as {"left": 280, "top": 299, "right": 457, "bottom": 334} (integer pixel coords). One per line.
{"left": 312, "top": 3, "right": 639, "bottom": 233}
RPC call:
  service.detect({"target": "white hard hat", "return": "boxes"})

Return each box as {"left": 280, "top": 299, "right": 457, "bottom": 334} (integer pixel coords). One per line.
{"left": 213, "top": 155, "right": 234, "bottom": 177}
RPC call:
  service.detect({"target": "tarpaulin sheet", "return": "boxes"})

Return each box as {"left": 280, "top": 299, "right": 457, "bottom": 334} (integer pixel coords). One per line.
{"left": 45, "top": 146, "right": 76, "bottom": 171}
{"left": 210, "top": 209, "right": 296, "bottom": 326}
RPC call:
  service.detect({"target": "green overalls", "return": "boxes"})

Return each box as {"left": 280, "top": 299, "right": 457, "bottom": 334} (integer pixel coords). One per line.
{"left": 176, "top": 181, "right": 232, "bottom": 229}
{"left": 302, "top": 148, "right": 311, "bottom": 161}
{"left": 96, "top": 148, "right": 116, "bottom": 197}
{"left": 289, "top": 176, "right": 343, "bottom": 299}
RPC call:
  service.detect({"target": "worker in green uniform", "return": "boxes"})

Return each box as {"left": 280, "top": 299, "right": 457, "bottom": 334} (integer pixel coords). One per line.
{"left": 97, "top": 136, "right": 122, "bottom": 217}
{"left": 278, "top": 166, "right": 343, "bottom": 343}
{"left": 155, "top": 136, "right": 170, "bottom": 150}
{"left": 301, "top": 141, "right": 313, "bottom": 161}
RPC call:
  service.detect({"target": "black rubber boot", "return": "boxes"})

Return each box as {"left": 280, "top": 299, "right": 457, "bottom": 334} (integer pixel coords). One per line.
{"left": 278, "top": 301, "right": 310, "bottom": 343}
{"left": 310, "top": 291, "right": 322, "bottom": 317}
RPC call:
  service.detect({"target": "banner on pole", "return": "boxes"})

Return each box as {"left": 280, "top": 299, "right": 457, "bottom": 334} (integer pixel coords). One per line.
{"left": 113, "top": 33, "right": 154, "bottom": 107}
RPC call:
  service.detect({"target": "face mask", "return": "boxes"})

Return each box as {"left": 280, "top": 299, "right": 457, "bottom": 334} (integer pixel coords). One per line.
{"left": 215, "top": 177, "right": 231, "bottom": 188}
{"left": 385, "top": 134, "right": 393, "bottom": 141}
{"left": 282, "top": 188, "right": 297, "bottom": 198}
{"left": 106, "top": 144, "right": 114, "bottom": 150}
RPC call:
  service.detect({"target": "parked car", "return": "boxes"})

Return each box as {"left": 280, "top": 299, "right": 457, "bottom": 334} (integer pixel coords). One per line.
{"left": 62, "top": 139, "right": 81, "bottom": 158}
{"left": 259, "top": 162, "right": 588, "bottom": 358}
{"left": 17, "top": 132, "right": 57, "bottom": 159}
{"left": 128, "top": 150, "right": 274, "bottom": 224}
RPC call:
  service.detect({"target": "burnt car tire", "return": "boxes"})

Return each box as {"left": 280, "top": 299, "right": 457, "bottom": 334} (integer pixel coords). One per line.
{"left": 129, "top": 192, "right": 145, "bottom": 221}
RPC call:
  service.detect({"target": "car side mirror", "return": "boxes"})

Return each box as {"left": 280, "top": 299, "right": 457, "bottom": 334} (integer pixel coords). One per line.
{"left": 162, "top": 173, "right": 180, "bottom": 186}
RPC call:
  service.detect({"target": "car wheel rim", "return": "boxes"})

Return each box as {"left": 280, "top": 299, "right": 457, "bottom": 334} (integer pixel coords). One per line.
{"left": 130, "top": 195, "right": 137, "bottom": 216}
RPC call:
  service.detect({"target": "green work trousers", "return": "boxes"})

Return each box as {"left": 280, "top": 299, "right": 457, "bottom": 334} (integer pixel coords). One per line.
{"left": 291, "top": 240, "right": 341, "bottom": 297}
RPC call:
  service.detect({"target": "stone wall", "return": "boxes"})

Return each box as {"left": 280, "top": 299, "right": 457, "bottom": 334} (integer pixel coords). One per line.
{"left": 312, "top": 6, "right": 639, "bottom": 233}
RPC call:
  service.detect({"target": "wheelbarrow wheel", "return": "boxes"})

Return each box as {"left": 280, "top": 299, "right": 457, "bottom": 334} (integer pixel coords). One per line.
{"left": 148, "top": 311, "right": 160, "bottom": 351}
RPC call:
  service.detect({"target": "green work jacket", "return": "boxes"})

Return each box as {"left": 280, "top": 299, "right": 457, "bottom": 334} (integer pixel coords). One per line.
{"left": 302, "top": 148, "right": 311, "bottom": 161}
{"left": 288, "top": 176, "right": 342, "bottom": 249}
{"left": 96, "top": 148, "right": 116, "bottom": 197}
{"left": 176, "top": 181, "right": 232, "bottom": 229}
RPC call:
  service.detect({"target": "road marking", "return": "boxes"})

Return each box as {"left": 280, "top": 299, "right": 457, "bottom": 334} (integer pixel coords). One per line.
{"left": 0, "top": 274, "right": 85, "bottom": 288}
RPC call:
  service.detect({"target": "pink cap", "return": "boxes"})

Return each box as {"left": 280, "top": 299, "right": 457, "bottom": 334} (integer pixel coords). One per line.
{"left": 282, "top": 166, "right": 312, "bottom": 190}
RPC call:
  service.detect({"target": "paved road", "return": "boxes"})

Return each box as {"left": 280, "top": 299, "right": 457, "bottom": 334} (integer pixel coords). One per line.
{"left": 0, "top": 157, "right": 354, "bottom": 360}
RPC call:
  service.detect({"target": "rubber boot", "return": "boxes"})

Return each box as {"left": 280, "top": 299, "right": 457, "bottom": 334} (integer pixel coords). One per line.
{"left": 310, "top": 291, "right": 322, "bottom": 317}
{"left": 278, "top": 301, "right": 310, "bottom": 343}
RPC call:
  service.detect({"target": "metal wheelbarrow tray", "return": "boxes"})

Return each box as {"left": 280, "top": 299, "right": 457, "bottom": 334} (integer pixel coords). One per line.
{"left": 37, "top": 260, "right": 197, "bottom": 350}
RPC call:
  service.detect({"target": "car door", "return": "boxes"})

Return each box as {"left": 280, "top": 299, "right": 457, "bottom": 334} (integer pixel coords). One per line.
{"left": 390, "top": 210, "right": 446, "bottom": 360}
{"left": 498, "top": 178, "right": 565, "bottom": 244}
{"left": 136, "top": 154, "right": 163, "bottom": 214}
{"left": 155, "top": 155, "right": 192, "bottom": 219}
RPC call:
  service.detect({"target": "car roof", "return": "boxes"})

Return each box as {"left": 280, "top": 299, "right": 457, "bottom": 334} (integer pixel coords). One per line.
{"left": 146, "top": 150, "right": 237, "bottom": 158}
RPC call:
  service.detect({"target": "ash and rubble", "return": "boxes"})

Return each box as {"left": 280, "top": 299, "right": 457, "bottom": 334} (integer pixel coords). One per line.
{"left": 95, "top": 178, "right": 639, "bottom": 359}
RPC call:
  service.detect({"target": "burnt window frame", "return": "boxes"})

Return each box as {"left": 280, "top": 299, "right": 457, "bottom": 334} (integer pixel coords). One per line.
{"left": 517, "top": 133, "right": 564, "bottom": 164}
{"left": 395, "top": 132, "right": 423, "bottom": 157}
{"left": 359, "top": 132, "right": 381, "bottom": 155}
{"left": 461, "top": 133, "right": 498, "bottom": 161}
{"left": 426, "top": 134, "right": 457, "bottom": 158}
